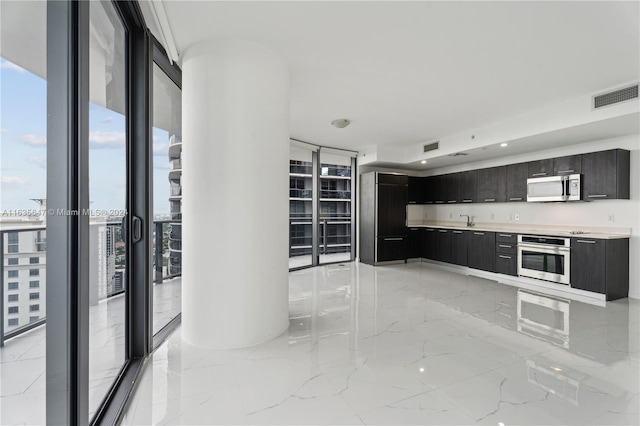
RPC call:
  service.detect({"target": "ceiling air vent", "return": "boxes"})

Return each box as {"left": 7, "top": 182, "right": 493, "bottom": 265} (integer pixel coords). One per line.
{"left": 594, "top": 84, "right": 638, "bottom": 109}
{"left": 423, "top": 141, "right": 439, "bottom": 153}
{"left": 448, "top": 152, "right": 468, "bottom": 157}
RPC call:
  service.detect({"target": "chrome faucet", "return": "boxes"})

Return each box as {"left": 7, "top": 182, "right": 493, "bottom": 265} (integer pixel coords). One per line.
{"left": 460, "top": 214, "right": 474, "bottom": 227}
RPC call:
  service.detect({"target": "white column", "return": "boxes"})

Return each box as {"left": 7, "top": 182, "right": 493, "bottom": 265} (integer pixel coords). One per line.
{"left": 181, "top": 40, "right": 290, "bottom": 349}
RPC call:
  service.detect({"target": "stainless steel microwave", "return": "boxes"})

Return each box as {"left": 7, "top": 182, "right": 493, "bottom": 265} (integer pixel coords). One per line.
{"left": 527, "top": 174, "right": 581, "bottom": 202}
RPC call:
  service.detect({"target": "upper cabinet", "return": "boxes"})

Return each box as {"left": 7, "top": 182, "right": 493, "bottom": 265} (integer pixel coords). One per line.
{"left": 459, "top": 170, "right": 477, "bottom": 203}
{"left": 527, "top": 159, "right": 553, "bottom": 178}
{"left": 553, "top": 154, "right": 582, "bottom": 175}
{"left": 477, "top": 166, "right": 506, "bottom": 203}
{"left": 445, "top": 173, "right": 461, "bottom": 204}
{"left": 582, "top": 149, "right": 630, "bottom": 200}
{"left": 408, "top": 176, "right": 424, "bottom": 204}
{"left": 506, "top": 163, "right": 528, "bottom": 202}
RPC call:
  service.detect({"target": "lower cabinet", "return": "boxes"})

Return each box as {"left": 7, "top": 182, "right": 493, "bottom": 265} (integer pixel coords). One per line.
{"left": 451, "top": 230, "right": 468, "bottom": 266}
{"left": 571, "top": 237, "right": 629, "bottom": 300}
{"left": 423, "top": 228, "right": 436, "bottom": 260}
{"left": 434, "top": 229, "right": 452, "bottom": 263}
{"left": 467, "top": 231, "right": 496, "bottom": 272}
{"left": 376, "top": 237, "right": 406, "bottom": 262}
{"left": 495, "top": 233, "right": 517, "bottom": 276}
{"left": 407, "top": 228, "right": 423, "bottom": 259}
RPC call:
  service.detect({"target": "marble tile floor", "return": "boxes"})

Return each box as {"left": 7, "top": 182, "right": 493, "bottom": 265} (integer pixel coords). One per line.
{"left": 121, "top": 262, "right": 639, "bottom": 425}
{"left": 0, "top": 277, "right": 182, "bottom": 425}
{"left": 289, "top": 252, "right": 352, "bottom": 270}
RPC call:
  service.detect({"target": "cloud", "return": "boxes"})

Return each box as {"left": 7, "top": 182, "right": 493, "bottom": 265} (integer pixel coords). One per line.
{"left": 102, "top": 116, "right": 114, "bottom": 124}
{"left": 20, "top": 134, "right": 47, "bottom": 146}
{"left": 1, "top": 128, "right": 8, "bottom": 133}
{"left": 1, "top": 176, "right": 27, "bottom": 185}
{"left": 0, "top": 59, "right": 26, "bottom": 73}
{"left": 153, "top": 143, "right": 169, "bottom": 156}
{"left": 89, "top": 131, "right": 125, "bottom": 149}
{"left": 27, "top": 155, "right": 47, "bottom": 169}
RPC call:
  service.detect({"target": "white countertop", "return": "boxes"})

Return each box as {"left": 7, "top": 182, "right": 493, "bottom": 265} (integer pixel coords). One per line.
{"left": 406, "top": 221, "right": 631, "bottom": 239}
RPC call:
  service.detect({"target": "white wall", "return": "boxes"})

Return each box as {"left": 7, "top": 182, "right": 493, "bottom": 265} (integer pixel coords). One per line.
{"left": 409, "top": 134, "right": 639, "bottom": 298}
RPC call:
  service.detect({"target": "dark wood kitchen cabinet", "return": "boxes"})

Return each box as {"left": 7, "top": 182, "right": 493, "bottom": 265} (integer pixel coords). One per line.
{"left": 360, "top": 172, "right": 407, "bottom": 265}
{"left": 553, "top": 155, "right": 582, "bottom": 176}
{"left": 407, "top": 227, "right": 423, "bottom": 258}
{"left": 445, "top": 173, "right": 461, "bottom": 204}
{"left": 506, "top": 163, "right": 528, "bottom": 202}
{"left": 423, "top": 228, "right": 436, "bottom": 260}
{"left": 528, "top": 159, "right": 553, "bottom": 178}
{"left": 495, "top": 233, "right": 517, "bottom": 276}
{"left": 451, "top": 230, "right": 468, "bottom": 266}
{"left": 582, "top": 149, "right": 630, "bottom": 200}
{"left": 459, "top": 170, "right": 477, "bottom": 203}
{"left": 476, "top": 166, "right": 506, "bottom": 203}
{"left": 434, "top": 229, "right": 452, "bottom": 263}
{"left": 430, "top": 175, "right": 446, "bottom": 204}
{"left": 408, "top": 176, "right": 424, "bottom": 204}
{"left": 467, "top": 231, "right": 496, "bottom": 272}
{"left": 571, "top": 237, "right": 629, "bottom": 301}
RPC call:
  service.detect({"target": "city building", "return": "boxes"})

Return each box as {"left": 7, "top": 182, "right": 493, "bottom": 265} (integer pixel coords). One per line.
{"left": 0, "top": 1, "right": 638, "bottom": 426}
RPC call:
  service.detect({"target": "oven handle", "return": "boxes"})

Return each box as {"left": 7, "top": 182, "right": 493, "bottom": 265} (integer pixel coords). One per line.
{"left": 518, "top": 243, "right": 571, "bottom": 254}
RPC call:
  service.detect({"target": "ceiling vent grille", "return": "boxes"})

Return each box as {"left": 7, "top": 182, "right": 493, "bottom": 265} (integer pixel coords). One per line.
{"left": 423, "top": 141, "right": 439, "bottom": 153}
{"left": 594, "top": 85, "right": 638, "bottom": 109}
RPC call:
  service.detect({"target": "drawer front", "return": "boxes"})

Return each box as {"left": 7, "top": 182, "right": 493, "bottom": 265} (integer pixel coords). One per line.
{"left": 496, "top": 232, "right": 517, "bottom": 244}
{"left": 496, "top": 253, "right": 517, "bottom": 276}
{"left": 496, "top": 242, "right": 517, "bottom": 255}
{"left": 376, "top": 237, "right": 406, "bottom": 262}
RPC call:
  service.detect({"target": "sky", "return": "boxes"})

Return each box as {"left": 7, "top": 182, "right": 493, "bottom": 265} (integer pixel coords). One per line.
{"left": 1, "top": 57, "right": 174, "bottom": 216}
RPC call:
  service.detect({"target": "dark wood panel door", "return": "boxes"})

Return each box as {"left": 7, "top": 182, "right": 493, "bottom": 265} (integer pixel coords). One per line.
{"left": 407, "top": 228, "right": 423, "bottom": 258}
{"left": 506, "top": 163, "right": 528, "bottom": 202}
{"left": 582, "top": 150, "right": 628, "bottom": 200}
{"left": 496, "top": 253, "right": 517, "bottom": 276}
{"left": 408, "top": 176, "right": 424, "bottom": 204}
{"left": 477, "top": 167, "right": 506, "bottom": 203}
{"left": 423, "top": 228, "right": 436, "bottom": 259}
{"left": 467, "top": 231, "right": 496, "bottom": 272}
{"left": 451, "top": 230, "right": 468, "bottom": 266}
{"left": 528, "top": 159, "right": 553, "bottom": 178}
{"left": 445, "top": 173, "right": 460, "bottom": 204}
{"left": 377, "top": 237, "right": 407, "bottom": 262}
{"left": 571, "top": 238, "right": 606, "bottom": 294}
{"left": 377, "top": 183, "right": 407, "bottom": 236}
{"left": 460, "top": 170, "right": 477, "bottom": 203}
{"left": 553, "top": 155, "right": 582, "bottom": 175}
{"left": 434, "top": 229, "right": 452, "bottom": 263}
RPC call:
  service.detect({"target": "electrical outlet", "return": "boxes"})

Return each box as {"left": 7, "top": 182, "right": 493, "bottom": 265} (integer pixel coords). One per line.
{"left": 608, "top": 214, "right": 615, "bottom": 223}
{"left": 514, "top": 213, "right": 520, "bottom": 221}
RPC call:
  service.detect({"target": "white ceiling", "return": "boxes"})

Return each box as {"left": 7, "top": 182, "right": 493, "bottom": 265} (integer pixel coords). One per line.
{"left": 148, "top": 1, "right": 639, "bottom": 163}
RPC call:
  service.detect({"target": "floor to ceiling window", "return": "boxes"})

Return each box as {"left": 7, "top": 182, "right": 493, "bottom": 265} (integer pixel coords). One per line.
{"left": 0, "top": 2, "right": 47, "bottom": 424}
{"left": 87, "top": 0, "right": 128, "bottom": 419}
{"left": 151, "top": 57, "right": 182, "bottom": 336}
{"left": 289, "top": 141, "right": 356, "bottom": 270}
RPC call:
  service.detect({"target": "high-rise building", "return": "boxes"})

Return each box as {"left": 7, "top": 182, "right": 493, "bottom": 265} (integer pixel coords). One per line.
{"left": 168, "top": 133, "right": 182, "bottom": 276}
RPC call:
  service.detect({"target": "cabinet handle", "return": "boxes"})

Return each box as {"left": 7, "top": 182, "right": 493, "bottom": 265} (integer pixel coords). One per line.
{"left": 426, "top": 229, "right": 434, "bottom": 232}
{"left": 499, "top": 244, "right": 512, "bottom": 248}
{"left": 474, "top": 232, "right": 485, "bottom": 235}
{"left": 509, "top": 197, "right": 522, "bottom": 201}
{"left": 448, "top": 200, "right": 457, "bottom": 203}
{"left": 576, "top": 240, "right": 596, "bottom": 244}
{"left": 435, "top": 201, "right": 444, "bottom": 204}
{"left": 409, "top": 228, "right": 418, "bottom": 231}
{"left": 484, "top": 198, "right": 496, "bottom": 202}
{"left": 408, "top": 201, "right": 416, "bottom": 204}
{"left": 438, "top": 230, "right": 447, "bottom": 233}
{"left": 499, "top": 255, "right": 512, "bottom": 259}
{"left": 532, "top": 172, "right": 547, "bottom": 177}
{"left": 384, "top": 238, "right": 403, "bottom": 241}
{"left": 557, "top": 169, "right": 574, "bottom": 174}
{"left": 453, "top": 231, "right": 463, "bottom": 234}
{"left": 462, "top": 199, "right": 473, "bottom": 203}
{"left": 587, "top": 194, "right": 608, "bottom": 198}
{"left": 498, "top": 234, "right": 512, "bottom": 237}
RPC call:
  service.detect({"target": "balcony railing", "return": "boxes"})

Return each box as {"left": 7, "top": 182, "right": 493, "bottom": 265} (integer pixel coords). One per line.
{"left": 289, "top": 165, "right": 313, "bottom": 175}
{"left": 1, "top": 220, "right": 182, "bottom": 347}
{"left": 320, "top": 189, "right": 351, "bottom": 199}
{"left": 169, "top": 158, "right": 182, "bottom": 170}
{"left": 290, "top": 189, "right": 312, "bottom": 199}
{"left": 320, "top": 166, "right": 351, "bottom": 177}
{"left": 289, "top": 216, "right": 352, "bottom": 257}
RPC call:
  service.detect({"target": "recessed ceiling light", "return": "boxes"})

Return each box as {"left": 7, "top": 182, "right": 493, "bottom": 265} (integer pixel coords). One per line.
{"left": 500, "top": 143, "right": 508, "bottom": 147}
{"left": 331, "top": 119, "right": 350, "bottom": 128}
{"left": 421, "top": 160, "right": 427, "bottom": 164}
